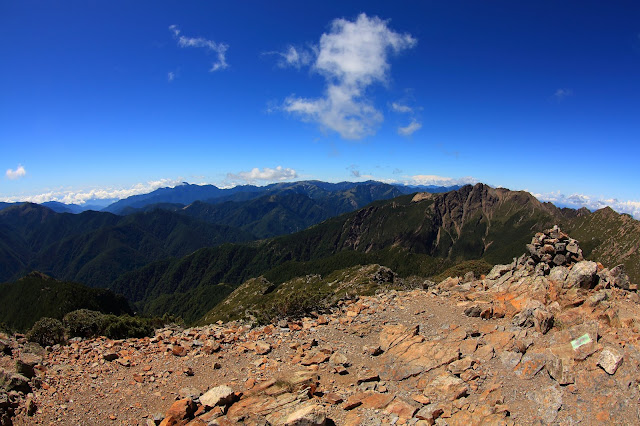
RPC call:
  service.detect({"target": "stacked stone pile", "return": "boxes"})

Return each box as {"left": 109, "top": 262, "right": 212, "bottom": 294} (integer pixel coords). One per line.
{"left": 440, "top": 225, "right": 635, "bottom": 337}
{"left": 480, "top": 225, "right": 632, "bottom": 292}
{"left": 526, "top": 225, "right": 583, "bottom": 268}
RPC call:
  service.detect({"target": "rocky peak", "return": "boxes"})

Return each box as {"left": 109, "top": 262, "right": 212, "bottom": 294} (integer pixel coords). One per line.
{"left": 486, "top": 225, "right": 632, "bottom": 291}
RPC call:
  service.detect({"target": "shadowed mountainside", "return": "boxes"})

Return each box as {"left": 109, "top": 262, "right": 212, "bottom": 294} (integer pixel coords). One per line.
{"left": 0, "top": 272, "right": 132, "bottom": 331}
{"left": 0, "top": 204, "right": 254, "bottom": 286}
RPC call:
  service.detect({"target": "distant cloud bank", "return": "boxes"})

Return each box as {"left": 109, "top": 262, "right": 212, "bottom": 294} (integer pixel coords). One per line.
{"left": 0, "top": 178, "right": 183, "bottom": 205}
{"left": 227, "top": 166, "right": 298, "bottom": 184}
{"left": 2, "top": 172, "right": 639, "bottom": 220}
{"left": 535, "top": 191, "right": 640, "bottom": 219}
{"left": 409, "top": 175, "right": 478, "bottom": 187}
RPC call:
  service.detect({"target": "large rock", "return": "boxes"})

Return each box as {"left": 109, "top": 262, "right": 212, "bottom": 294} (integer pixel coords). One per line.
{"left": 199, "top": 385, "right": 235, "bottom": 408}
{"left": 511, "top": 300, "right": 554, "bottom": 334}
{"left": 528, "top": 385, "right": 563, "bottom": 424}
{"left": 15, "top": 352, "right": 42, "bottom": 379}
{"left": 600, "top": 265, "right": 631, "bottom": 290}
{"left": 548, "top": 266, "right": 569, "bottom": 284}
{"left": 165, "top": 398, "right": 196, "bottom": 421}
{"left": 0, "top": 369, "right": 31, "bottom": 393}
{"left": 598, "top": 348, "right": 624, "bottom": 375}
{"left": 486, "top": 264, "right": 512, "bottom": 280}
{"left": 0, "top": 340, "right": 12, "bottom": 356}
{"left": 283, "top": 403, "right": 327, "bottom": 425}
{"left": 379, "top": 325, "right": 459, "bottom": 381}
{"left": 565, "top": 261, "right": 598, "bottom": 289}
{"left": 423, "top": 373, "right": 469, "bottom": 402}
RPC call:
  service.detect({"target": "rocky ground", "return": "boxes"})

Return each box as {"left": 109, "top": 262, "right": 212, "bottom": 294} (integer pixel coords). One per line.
{"left": 2, "top": 227, "right": 640, "bottom": 425}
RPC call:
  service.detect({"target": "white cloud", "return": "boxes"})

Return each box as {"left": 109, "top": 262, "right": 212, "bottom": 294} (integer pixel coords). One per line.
{"left": 391, "top": 102, "right": 412, "bottom": 113}
{"left": 226, "top": 166, "right": 298, "bottom": 184}
{"left": 264, "top": 45, "right": 313, "bottom": 69}
{"left": 167, "top": 71, "right": 175, "bottom": 81}
{"left": 0, "top": 179, "right": 183, "bottom": 205}
{"left": 534, "top": 191, "right": 640, "bottom": 219}
{"left": 6, "top": 165, "right": 26, "bottom": 180}
{"left": 553, "top": 88, "right": 572, "bottom": 101}
{"left": 169, "top": 25, "right": 228, "bottom": 72}
{"left": 410, "top": 175, "right": 478, "bottom": 187}
{"left": 282, "top": 13, "right": 417, "bottom": 140}
{"left": 397, "top": 120, "right": 422, "bottom": 136}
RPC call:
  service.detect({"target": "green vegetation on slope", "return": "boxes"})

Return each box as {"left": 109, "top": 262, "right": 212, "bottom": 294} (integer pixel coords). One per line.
{"left": 0, "top": 204, "right": 255, "bottom": 286}
{"left": 564, "top": 207, "right": 640, "bottom": 284}
{"left": 199, "top": 264, "right": 420, "bottom": 325}
{"left": 0, "top": 272, "right": 132, "bottom": 332}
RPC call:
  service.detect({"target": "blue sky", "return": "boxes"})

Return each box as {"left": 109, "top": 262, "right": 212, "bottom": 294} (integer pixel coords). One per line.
{"left": 2, "top": 1, "right": 640, "bottom": 216}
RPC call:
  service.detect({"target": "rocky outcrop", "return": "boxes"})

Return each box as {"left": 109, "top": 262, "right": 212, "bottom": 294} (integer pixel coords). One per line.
{"left": 3, "top": 227, "right": 640, "bottom": 425}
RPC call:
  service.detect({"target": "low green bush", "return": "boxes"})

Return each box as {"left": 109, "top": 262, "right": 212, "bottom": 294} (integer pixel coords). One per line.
{"left": 26, "top": 317, "right": 66, "bottom": 346}
{"left": 102, "top": 315, "right": 154, "bottom": 339}
{"left": 38, "top": 310, "right": 182, "bottom": 341}
{"left": 63, "top": 309, "right": 105, "bottom": 338}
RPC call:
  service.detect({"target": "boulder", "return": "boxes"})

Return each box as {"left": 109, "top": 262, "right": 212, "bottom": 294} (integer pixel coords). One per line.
{"left": 486, "top": 264, "right": 512, "bottom": 280}
{"left": 165, "top": 398, "right": 196, "bottom": 421}
{"left": 598, "top": 348, "right": 623, "bottom": 375}
{"left": 0, "top": 369, "right": 31, "bottom": 393}
{"left": 15, "top": 352, "right": 42, "bottom": 379}
{"left": 604, "top": 265, "right": 630, "bottom": 290}
{"left": 565, "top": 261, "right": 598, "bottom": 289}
{"left": 284, "top": 403, "right": 327, "bottom": 425}
{"left": 199, "top": 385, "right": 235, "bottom": 408}
{"left": 423, "top": 373, "right": 469, "bottom": 401}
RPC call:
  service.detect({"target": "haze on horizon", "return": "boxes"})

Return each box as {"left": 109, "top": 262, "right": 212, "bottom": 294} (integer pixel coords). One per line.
{"left": 2, "top": 1, "right": 639, "bottom": 217}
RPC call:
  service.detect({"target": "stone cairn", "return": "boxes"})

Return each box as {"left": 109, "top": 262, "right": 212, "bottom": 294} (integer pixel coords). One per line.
{"left": 526, "top": 225, "right": 583, "bottom": 269}
{"left": 518, "top": 225, "right": 631, "bottom": 290}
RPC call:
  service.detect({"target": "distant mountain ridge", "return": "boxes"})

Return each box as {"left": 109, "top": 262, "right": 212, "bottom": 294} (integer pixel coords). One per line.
{"left": 0, "top": 203, "right": 254, "bottom": 286}
{"left": 3, "top": 182, "right": 638, "bottom": 328}
{"left": 100, "top": 180, "right": 461, "bottom": 215}
{"left": 124, "top": 182, "right": 406, "bottom": 238}
{"left": 109, "top": 183, "right": 640, "bottom": 323}
{"left": 0, "top": 181, "right": 433, "bottom": 285}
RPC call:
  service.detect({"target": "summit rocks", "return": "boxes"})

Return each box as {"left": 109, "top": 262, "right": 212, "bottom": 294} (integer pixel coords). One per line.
{"left": 4, "top": 225, "right": 640, "bottom": 424}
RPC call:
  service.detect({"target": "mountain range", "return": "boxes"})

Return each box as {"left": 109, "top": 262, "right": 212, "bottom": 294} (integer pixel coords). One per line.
{"left": 1, "top": 181, "right": 638, "bottom": 328}
{"left": 111, "top": 183, "right": 639, "bottom": 323}
{"left": 0, "top": 181, "right": 460, "bottom": 285}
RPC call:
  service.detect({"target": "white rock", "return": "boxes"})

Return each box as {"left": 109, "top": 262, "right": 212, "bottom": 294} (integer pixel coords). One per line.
{"left": 598, "top": 348, "right": 623, "bottom": 375}
{"left": 199, "top": 385, "right": 234, "bottom": 408}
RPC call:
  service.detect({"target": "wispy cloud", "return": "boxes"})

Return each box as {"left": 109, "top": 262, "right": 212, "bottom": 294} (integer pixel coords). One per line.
{"left": 0, "top": 179, "right": 183, "bottom": 205}
{"left": 398, "top": 120, "right": 422, "bottom": 136}
{"left": 169, "top": 25, "right": 228, "bottom": 72}
{"left": 264, "top": 45, "right": 314, "bottom": 69}
{"left": 534, "top": 191, "right": 640, "bottom": 219}
{"left": 391, "top": 100, "right": 422, "bottom": 136}
{"left": 391, "top": 102, "right": 413, "bottom": 113}
{"left": 346, "top": 164, "right": 361, "bottom": 178}
{"left": 226, "top": 166, "right": 298, "bottom": 184}
{"left": 167, "top": 71, "right": 175, "bottom": 82}
{"left": 281, "top": 13, "right": 417, "bottom": 140}
{"left": 553, "top": 88, "right": 573, "bottom": 101}
{"left": 6, "top": 165, "right": 26, "bottom": 180}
